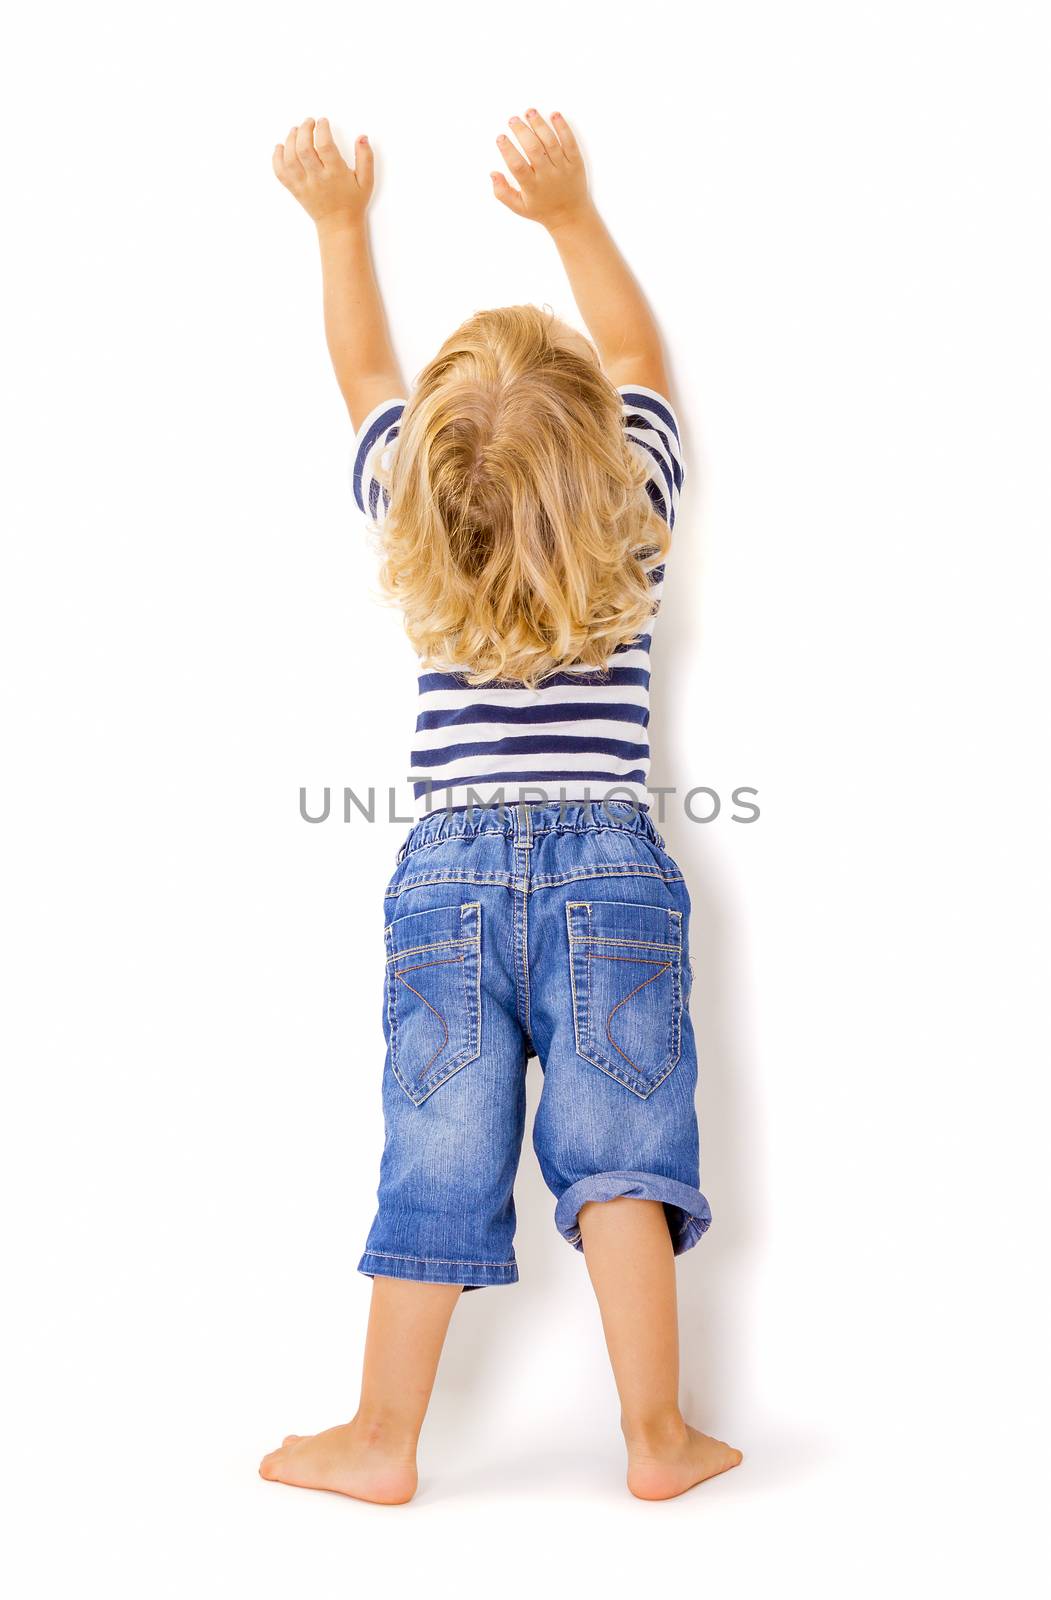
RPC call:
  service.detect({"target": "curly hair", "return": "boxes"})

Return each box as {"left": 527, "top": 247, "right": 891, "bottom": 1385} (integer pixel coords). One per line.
{"left": 374, "top": 305, "right": 669, "bottom": 688}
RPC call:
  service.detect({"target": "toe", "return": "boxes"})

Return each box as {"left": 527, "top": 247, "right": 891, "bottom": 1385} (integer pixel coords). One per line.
{"left": 282, "top": 1434, "right": 302, "bottom": 1446}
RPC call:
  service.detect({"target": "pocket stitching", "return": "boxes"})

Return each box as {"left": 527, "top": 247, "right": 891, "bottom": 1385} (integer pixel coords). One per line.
{"left": 567, "top": 901, "right": 683, "bottom": 1098}
{"left": 387, "top": 903, "right": 481, "bottom": 1105}
{"left": 582, "top": 936, "right": 680, "bottom": 951}
{"left": 394, "top": 964, "right": 453, "bottom": 1081}
{"left": 386, "top": 936, "right": 474, "bottom": 963}
{"left": 599, "top": 954, "right": 674, "bottom": 1079}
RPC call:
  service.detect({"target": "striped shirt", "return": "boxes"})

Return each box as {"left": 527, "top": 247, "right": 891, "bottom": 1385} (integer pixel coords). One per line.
{"left": 351, "top": 384, "right": 683, "bottom": 816}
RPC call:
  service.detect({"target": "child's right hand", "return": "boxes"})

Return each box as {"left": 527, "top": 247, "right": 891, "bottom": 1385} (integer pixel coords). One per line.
{"left": 491, "top": 110, "right": 591, "bottom": 231}
{"left": 272, "top": 119, "right": 373, "bottom": 227}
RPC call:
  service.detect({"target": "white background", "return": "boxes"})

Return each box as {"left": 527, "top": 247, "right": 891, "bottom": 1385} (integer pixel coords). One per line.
{"left": 2, "top": 1, "right": 1049, "bottom": 1594}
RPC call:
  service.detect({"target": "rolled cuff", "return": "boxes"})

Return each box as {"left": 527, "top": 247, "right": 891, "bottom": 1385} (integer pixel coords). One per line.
{"left": 357, "top": 1248, "right": 519, "bottom": 1290}
{"left": 554, "top": 1171, "right": 712, "bottom": 1256}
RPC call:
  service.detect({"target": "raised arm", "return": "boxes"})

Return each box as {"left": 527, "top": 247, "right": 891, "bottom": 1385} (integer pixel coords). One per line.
{"left": 272, "top": 119, "right": 405, "bottom": 429}
{"left": 491, "top": 110, "right": 668, "bottom": 395}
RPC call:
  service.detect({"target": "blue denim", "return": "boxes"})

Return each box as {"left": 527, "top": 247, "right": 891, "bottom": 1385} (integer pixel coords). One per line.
{"left": 358, "top": 801, "right": 711, "bottom": 1288}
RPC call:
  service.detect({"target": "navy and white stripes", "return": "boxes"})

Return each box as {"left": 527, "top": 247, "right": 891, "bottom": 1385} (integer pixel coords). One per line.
{"left": 351, "top": 384, "right": 683, "bottom": 815}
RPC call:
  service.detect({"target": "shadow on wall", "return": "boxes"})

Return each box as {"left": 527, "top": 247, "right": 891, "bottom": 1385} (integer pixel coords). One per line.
{"left": 647, "top": 393, "right": 762, "bottom": 1430}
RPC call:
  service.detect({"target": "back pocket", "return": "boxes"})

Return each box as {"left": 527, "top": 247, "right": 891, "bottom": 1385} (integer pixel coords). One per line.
{"left": 384, "top": 902, "right": 481, "bottom": 1106}
{"left": 566, "top": 900, "right": 682, "bottom": 1098}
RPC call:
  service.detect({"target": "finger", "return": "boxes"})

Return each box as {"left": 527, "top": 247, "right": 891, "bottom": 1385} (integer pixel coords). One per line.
{"left": 354, "top": 133, "right": 374, "bottom": 193}
{"left": 295, "top": 118, "right": 323, "bottom": 172}
{"left": 283, "top": 125, "right": 304, "bottom": 179}
{"left": 524, "top": 108, "right": 563, "bottom": 162}
{"left": 490, "top": 170, "right": 525, "bottom": 215}
{"left": 496, "top": 132, "right": 532, "bottom": 184}
{"left": 272, "top": 144, "right": 289, "bottom": 184}
{"left": 508, "top": 114, "right": 550, "bottom": 166}
{"left": 551, "top": 111, "right": 580, "bottom": 160}
{"left": 314, "top": 117, "right": 342, "bottom": 169}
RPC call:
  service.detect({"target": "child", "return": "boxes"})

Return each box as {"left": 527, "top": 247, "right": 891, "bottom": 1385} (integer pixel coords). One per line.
{"left": 262, "top": 110, "right": 741, "bottom": 1503}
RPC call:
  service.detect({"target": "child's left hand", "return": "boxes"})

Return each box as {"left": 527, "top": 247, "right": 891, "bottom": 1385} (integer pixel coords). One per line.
{"left": 491, "top": 110, "right": 589, "bottom": 230}
{"left": 272, "top": 119, "right": 373, "bottom": 227}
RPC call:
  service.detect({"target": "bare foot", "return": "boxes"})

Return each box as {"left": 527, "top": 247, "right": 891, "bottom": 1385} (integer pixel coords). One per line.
{"left": 258, "top": 1418, "right": 417, "bottom": 1505}
{"left": 626, "top": 1421, "right": 743, "bottom": 1500}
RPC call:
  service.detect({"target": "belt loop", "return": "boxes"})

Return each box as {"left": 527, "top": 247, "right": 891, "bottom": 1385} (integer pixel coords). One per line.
{"left": 514, "top": 801, "right": 533, "bottom": 849}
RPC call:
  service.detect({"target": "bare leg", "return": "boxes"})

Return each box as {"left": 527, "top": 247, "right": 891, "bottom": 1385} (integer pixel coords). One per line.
{"left": 259, "top": 1276, "right": 461, "bottom": 1503}
{"left": 578, "top": 1196, "right": 742, "bottom": 1499}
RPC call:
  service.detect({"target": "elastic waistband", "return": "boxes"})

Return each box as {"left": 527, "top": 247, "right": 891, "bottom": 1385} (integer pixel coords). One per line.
{"left": 396, "top": 800, "right": 665, "bottom": 860}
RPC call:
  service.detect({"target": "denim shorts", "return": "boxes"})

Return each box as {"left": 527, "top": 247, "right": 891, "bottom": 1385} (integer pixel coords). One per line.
{"left": 357, "top": 801, "right": 711, "bottom": 1288}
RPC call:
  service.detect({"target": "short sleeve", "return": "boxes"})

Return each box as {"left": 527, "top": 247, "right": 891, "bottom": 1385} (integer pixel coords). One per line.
{"left": 350, "top": 397, "right": 406, "bottom": 529}
{"left": 619, "top": 385, "right": 685, "bottom": 531}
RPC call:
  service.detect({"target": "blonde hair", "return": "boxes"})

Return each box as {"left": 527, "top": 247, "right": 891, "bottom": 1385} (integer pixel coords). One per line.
{"left": 375, "top": 305, "right": 670, "bottom": 688}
